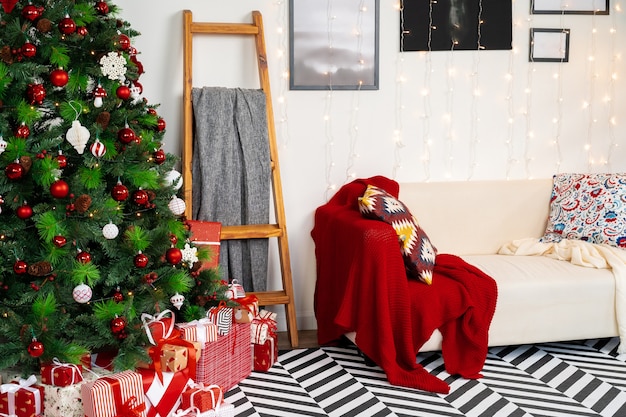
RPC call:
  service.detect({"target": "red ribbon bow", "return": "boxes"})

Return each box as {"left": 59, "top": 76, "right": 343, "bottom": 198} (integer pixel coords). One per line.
{"left": 1, "top": 0, "right": 18, "bottom": 13}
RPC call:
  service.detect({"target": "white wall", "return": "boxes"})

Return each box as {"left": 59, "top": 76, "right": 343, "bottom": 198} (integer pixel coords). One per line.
{"left": 116, "top": 0, "right": 626, "bottom": 332}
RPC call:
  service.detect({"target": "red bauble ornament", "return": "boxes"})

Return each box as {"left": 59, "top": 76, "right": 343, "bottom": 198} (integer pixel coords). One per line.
{"left": 27, "top": 339, "right": 44, "bottom": 357}
{"left": 113, "top": 289, "right": 124, "bottom": 303}
{"left": 50, "top": 68, "right": 69, "bottom": 87}
{"left": 13, "top": 260, "right": 28, "bottom": 274}
{"left": 26, "top": 83, "right": 46, "bottom": 105}
{"left": 110, "top": 316, "right": 126, "bottom": 334}
{"left": 58, "top": 16, "right": 77, "bottom": 35}
{"left": 22, "top": 4, "right": 44, "bottom": 21}
{"left": 132, "top": 189, "right": 149, "bottom": 206}
{"left": 165, "top": 247, "right": 183, "bottom": 265}
{"left": 76, "top": 250, "right": 91, "bottom": 264}
{"left": 53, "top": 235, "right": 67, "bottom": 247}
{"left": 153, "top": 149, "right": 166, "bottom": 164}
{"left": 95, "top": 1, "right": 109, "bottom": 15}
{"left": 117, "top": 34, "right": 131, "bottom": 50}
{"left": 50, "top": 179, "right": 70, "bottom": 198}
{"left": 134, "top": 252, "right": 148, "bottom": 268}
{"left": 77, "top": 26, "right": 88, "bottom": 37}
{"left": 15, "top": 123, "right": 30, "bottom": 138}
{"left": 21, "top": 42, "right": 37, "bottom": 58}
{"left": 111, "top": 182, "right": 129, "bottom": 201}
{"left": 5, "top": 162, "right": 24, "bottom": 180}
{"left": 117, "top": 127, "right": 136, "bottom": 144}
{"left": 116, "top": 85, "right": 131, "bottom": 100}
{"left": 147, "top": 108, "right": 157, "bottom": 116}
{"left": 57, "top": 151, "right": 67, "bottom": 168}
{"left": 16, "top": 204, "right": 33, "bottom": 219}
{"left": 169, "top": 234, "right": 178, "bottom": 245}
{"left": 157, "top": 118, "right": 166, "bottom": 132}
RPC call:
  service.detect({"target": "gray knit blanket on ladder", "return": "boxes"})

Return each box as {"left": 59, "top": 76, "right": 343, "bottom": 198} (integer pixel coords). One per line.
{"left": 191, "top": 87, "right": 270, "bottom": 292}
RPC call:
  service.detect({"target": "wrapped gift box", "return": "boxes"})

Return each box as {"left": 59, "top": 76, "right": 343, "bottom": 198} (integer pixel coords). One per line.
{"left": 187, "top": 220, "right": 221, "bottom": 270}
{"left": 176, "top": 320, "right": 218, "bottom": 344}
{"left": 81, "top": 370, "right": 146, "bottom": 417}
{"left": 180, "top": 384, "right": 221, "bottom": 412}
{"left": 43, "top": 369, "right": 104, "bottom": 417}
{"left": 232, "top": 296, "right": 258, "bottom": 324}
{"left": 41, "top": 360, "right": 83, "bottom": 387}
{"left": 138, "top": 368, "right": 191, "bottom": 417}
{"left": 161, "top": 344, "right": 188, "bottom": 373}
{"left": 0, "top": 376, "right": 45, "bottom": 417}
{"left": 253, "top": 335, "right": 278, "bottom": 372}
{"left": 141, "top": 309, "right": 176, "bottom": 346}
{"left": 195, "top": 323, "right": 252, "bottom": 391}
{"left": 175, "top": 401, "right": 235, "bottom": 417}
{"left": 207, "top": 304, "right": 233, "bottom": 336}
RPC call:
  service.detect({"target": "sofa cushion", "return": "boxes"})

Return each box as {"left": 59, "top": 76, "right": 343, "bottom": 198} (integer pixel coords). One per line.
{"left": 358, "top": 184, "right": 437, "bottom": 284}
{"left": 542, "top": 173, "right": 626, "bottom": 248}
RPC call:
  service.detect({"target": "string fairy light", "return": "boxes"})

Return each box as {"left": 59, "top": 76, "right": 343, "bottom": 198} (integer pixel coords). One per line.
{"left": 273, "top": 0, "right": 291, "bottom": 149}
{"left": 468, "top": 0, "right": 485, "bottom": 180}
{"left": 504, "top": 0, "right": 518, "bottom": 179}
{"left": 606, "top": 3, "right": 620, "bottom": 170}
{"left": 420, "top": 0, "right": 435, "bottom": 181}
{"left": 523, "top": 12, "right": 536, "bottom": 179}
{"left": 345, "top": 0, "right": 368, "bottom": 183}
{"left": 444, "top": 38, "right": 456, "bottom": 179}
{"left": 323, "top": 0, "right": 337, "bottom": 200}
{"left": 551, "top": 10, "right": 566, "bottom": 175}
{"left": 392, "top": 0, "right": 407, "bottom": 179}
{"left": 585, "top": 12, "right": 599, "bottom": 171}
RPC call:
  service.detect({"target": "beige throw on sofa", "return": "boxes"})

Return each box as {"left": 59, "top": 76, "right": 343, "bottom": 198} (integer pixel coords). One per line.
{"left": 500, "top": 237, "right": 626, "bottom": 354}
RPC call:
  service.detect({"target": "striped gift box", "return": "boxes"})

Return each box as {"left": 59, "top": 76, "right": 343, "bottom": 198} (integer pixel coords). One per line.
{"left": 176, "top": 320, "right": 218, "bottom": 343}
{"left": 195, "top": 323, "right": 252, "bottom": 391}
{"left": 207, "top": 304, "right": 233, "bottom": 336}
{"left": 81, "top": 370, "right": 146, "bottom": 417}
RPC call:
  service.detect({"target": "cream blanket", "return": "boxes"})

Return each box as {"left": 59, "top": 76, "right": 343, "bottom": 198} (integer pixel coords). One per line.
{"left": 499, "top": 237, "right": 626, "bottom": 354}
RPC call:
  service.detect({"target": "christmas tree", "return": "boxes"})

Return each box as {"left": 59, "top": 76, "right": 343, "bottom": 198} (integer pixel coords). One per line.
{"left": 0, "top": 0, "right": 226, "bottom": 373}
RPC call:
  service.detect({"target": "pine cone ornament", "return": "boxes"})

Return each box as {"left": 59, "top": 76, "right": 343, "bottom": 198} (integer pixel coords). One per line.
{"left": 0, "top": 46, "right": 13, "bottom": 64}
{"left": 28, "top": 261, "right": 53, "bottom": 277}
{"left": 36, "top": 18, "right": 53, "bottom": 33}
{"left": 75, "top": 194, "right": 92, "bottom": 213}
{"left": 96, "top": 111, "right": 111, "bottom": 129}
{"left": 20, "top": 156, "right": 33, "bottom": 173}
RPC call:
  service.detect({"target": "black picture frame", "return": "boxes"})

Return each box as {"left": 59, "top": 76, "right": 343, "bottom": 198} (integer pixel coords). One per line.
{"left": 529, "top": 28, "right": 570, "bottom": 62}
{"left": 531, "top": 0, "right": 609, "bottom": 15}
{"left": 289, "top": 0, "right": 379, "bottom": 90}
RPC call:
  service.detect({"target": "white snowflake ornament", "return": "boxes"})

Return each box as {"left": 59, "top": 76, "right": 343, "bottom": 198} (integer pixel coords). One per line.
{"left": 99, "top": 51, "right": 127, "bottom": 80}
{"left": 66, "top": 120, "right": 90, "bottom": 154}
{"left": 0, "top": 135, "right": 7, "bottom": 155}
{"left": 181, "top": 243, "right": 198, "bottom": 264}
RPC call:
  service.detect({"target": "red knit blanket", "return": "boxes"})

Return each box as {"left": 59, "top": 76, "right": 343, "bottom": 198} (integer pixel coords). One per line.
{"left": 311, "top": 176, "right": 498, "bottom": 393}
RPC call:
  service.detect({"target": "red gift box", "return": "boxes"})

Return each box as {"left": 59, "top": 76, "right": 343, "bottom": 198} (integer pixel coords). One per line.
{"left": 187, "top": 220, "right": 221, "bottom": 270}
{"left": 253, "top": 335, "right": 278, "bottom": 372}
{"left": 195, "top": 323, "right": 252, "bottom": 391}
{"left": 81, "top": 370, "right": 146, "bottom": 417}
{"left": 0, "top": 376, "right": 44, "bottom": 417}
{"left": 40, "top": 359, "right": 83, "bottom": 386}
{"left": 180, "top": 383, "right": 221, "bottom": 412}
{"left": 141, "top": 309, "right": 176, "bottom": 346}
{"left": 138, "top": 368, "right": 191, "bottom": 417}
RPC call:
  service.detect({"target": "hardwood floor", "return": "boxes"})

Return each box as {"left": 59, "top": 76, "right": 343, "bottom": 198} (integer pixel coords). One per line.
{"left": 277, "top": 329, "right": 318, "bottom": 350}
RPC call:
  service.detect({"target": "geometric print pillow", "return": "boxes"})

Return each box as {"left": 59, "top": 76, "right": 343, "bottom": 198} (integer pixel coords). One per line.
{"left": 541, "top": 173, "right": 626, "bottom": 248}
{"left": 358, "top": 184, "right": 437, "bottom": 284}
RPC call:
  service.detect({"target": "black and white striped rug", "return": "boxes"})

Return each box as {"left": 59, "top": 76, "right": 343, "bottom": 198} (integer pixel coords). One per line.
{"left": 225, "top": 337, "right": 626, "bottom": 417}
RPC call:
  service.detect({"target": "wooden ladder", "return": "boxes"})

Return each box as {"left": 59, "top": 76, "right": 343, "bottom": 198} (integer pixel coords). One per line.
{"left": 182, "top": 10, "right": 298, "bottom": 348}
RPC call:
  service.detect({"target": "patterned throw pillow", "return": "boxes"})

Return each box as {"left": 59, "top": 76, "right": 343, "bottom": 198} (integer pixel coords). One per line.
{"left": 542, "top": 173, "right": 626, "bottom": 248}
{"left": 358, "top": 184, "right": 437, "bottom": 284}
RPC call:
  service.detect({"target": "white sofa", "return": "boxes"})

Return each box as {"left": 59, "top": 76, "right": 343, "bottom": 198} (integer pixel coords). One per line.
{"left": 350, "top": 179, "right": 619, "bottom": 352}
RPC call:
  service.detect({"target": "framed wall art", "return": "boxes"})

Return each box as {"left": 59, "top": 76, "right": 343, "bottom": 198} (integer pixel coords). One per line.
{"left": 531, "top": 0, "right": 609, "bottom": 15}
{"left": 289, "top": 0, "right": 379, "bottom": 90}
{"left": 400, "top": 0, "right": 512, "bottom": 52}
{"left": 529, "top": 28, "right": 570, "bottom": 62}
